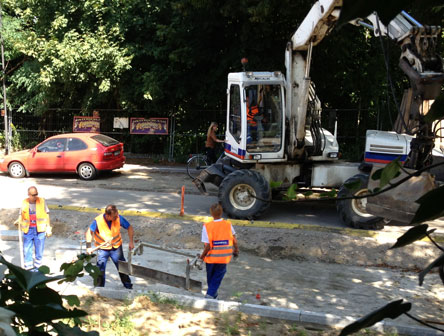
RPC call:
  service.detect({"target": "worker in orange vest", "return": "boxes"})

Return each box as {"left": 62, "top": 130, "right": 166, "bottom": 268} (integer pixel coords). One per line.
{"left": 86, "top": 204, "right": 134, "bottom": 289}
{"left": 20, "top": 186, "right": 52, "bottom": 271}
{"left": 200, "top": 203, "right": 239, "bottom": 299}
{"left": 246, "top": 94, "right": 259, "bottom": 144}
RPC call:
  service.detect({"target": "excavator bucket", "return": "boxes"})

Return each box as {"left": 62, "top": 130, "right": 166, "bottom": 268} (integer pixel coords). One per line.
{"left": 365, "top": 168, "right": 437, "bottom": 224}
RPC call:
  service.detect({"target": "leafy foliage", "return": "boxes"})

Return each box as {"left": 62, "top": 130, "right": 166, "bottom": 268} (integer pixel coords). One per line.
{"left": 370, "top": 159, "right": 401, "bottom": 189}
{"left": 3, "top": 0, "right": 133, "bottom": 113}
{"left": 411, "top": 186, "right": 444, "bottom": 224}
{"left": 0, "top": 252, "right": 100, "bottom": 335}
{"left": 283, "top": 183, "right": 298, "bottom": 200}
{"left": 389, "top": 224, "right": 436, "bottom": 249}
{"left": 418, "top": 254, "right": 444, "bottom": 286}
{"left": 343, "top": 179, "right": 362, "bottom": 192}
{"left": 340, "top": 299, "right": 411, "bottom": 336}
{"left": 269, "top": 180, "right": 283, "bottom": 189}
{"left": 0, "top": 0, "right": 440, "bottom": 140}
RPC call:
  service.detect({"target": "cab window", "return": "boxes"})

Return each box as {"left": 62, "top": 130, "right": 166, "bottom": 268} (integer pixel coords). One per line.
{"left": 246, "top": 84, "right": 283, "bottom": 153}
{"left": 229, "top": 84, "right": 241, "bottom": 143}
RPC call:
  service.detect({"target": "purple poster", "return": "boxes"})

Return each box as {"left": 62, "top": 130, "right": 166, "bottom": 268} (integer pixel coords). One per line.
{"left": 130, "top": 118, "right": 169, "bottom": 135}
{"left": 73, "top": 116, "right": 100, "bottom": 133}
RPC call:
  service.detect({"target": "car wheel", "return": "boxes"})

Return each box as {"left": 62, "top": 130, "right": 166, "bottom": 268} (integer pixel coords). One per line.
{"left": 78, "top": 163, "right": 97, "bottom": 180}
{"left": 336, "top": 173, "right": 384, "bottom": 230}
{"left": 8, "top": 162, "right": 26, "bottom": 178}
{"left": 219, "top": 169, "right": 270, "bottom": 219}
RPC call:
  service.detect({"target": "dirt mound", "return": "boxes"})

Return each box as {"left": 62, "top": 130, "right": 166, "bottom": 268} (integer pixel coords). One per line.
{"left": 1, "top": 208, "right": 440, "bottom": 271}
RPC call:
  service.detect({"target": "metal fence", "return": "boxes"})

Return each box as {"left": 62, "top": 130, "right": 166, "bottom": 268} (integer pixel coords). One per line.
{"left": 0, "top": 107, "right": 387, "bottom": 162}
{"left": 0, "top": 109, "right": 226, "bottom": 162}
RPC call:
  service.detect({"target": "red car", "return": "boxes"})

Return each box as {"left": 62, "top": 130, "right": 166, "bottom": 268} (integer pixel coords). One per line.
{"left": 0, "top": 133, "right": 125, "bottom": 180}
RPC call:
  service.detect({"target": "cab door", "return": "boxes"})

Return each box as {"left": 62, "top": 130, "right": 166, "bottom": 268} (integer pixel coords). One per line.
{"left": 224, "top": 83, "right": 247, "bottom": 161}
{"left": 28, "top": 138, "right": 67, "bottom": 172}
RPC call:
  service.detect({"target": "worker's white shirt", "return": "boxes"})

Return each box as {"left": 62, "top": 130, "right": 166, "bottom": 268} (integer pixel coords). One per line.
{"left": 201, "top": 218, "right": 236, "bottom": 244}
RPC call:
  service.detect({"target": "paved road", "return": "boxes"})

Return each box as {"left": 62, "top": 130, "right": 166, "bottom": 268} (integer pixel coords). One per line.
{"left": 0, "top": 173, "right": 342, "bottom": 227}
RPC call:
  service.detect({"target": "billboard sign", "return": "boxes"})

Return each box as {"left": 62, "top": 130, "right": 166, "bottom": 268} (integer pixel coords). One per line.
{"left": 73, "top": 116, "right": 100, "bottom": 133}
{"left": 130, "top": 118, "right": 169, "bottom": 135}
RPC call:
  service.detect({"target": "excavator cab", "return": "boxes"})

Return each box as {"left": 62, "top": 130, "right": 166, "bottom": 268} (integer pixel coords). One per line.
{"left": 224, "top": 72, "right": 286, "bottom": 163}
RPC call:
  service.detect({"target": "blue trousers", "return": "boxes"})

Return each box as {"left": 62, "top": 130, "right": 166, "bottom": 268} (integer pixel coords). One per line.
{"left": 23, "top": 227, "right": 46, "bottom": 270}
{"left": 205, "top": 263, "right": 227, "bottom": 298}
{"left": 96, "top": 245, "right": 132, "bottom": 289}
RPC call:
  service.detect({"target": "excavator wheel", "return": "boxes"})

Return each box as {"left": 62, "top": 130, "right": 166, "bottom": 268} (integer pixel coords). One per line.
{"left": 336, "top": 173, "right": 384, "bottom": 230}
{"left": 219, "top": 169, "right": 270, "bottom": 219}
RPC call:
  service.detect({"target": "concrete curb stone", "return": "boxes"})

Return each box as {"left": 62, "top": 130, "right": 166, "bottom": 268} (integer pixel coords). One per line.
{"left": 84, "top": 285, "right": 441, "bottom": 336}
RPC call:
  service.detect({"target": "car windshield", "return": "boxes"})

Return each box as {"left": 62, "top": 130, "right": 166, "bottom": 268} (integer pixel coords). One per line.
{"left": 91, "top": 134, "right": 120, "bottom": 147}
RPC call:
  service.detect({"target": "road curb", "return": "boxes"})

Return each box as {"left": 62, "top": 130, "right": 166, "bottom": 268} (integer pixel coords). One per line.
{"left": 49, "top": 204, "right": 444, "bottom": 244}
{"left": 85, "top": 286, "right": 441, "bottom": 336}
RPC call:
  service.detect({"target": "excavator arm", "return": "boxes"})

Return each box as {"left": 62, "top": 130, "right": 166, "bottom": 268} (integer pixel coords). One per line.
{"left": 285, "top": 0, "right": 444, "bottom": 167}
{"left": 353, "top": 11, "right": 444, "bottom": 169}
{"left": 285, "top": 0, "right": 343, "bottom": 160}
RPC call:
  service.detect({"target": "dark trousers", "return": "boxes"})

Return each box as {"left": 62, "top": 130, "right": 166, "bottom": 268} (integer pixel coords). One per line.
{"left": 96, "top": 245, "right": 132, "bottom": 289}
{"left": 205, "top": 147, "right": 217, "bottom": 164}
{"left": 205, "top": 263, "right": 227, "bottom": 298}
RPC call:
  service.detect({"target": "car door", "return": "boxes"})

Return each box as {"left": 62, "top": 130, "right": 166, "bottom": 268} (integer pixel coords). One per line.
{"left": 64, "top": 137, "right": 89, "bottom": 172}
{"left": 27, "top": 138, "right": 67, "bottom": 172}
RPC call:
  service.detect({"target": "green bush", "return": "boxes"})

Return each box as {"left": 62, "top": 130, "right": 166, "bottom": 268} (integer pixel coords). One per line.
{"left": 0, "top": 252, "right": 100, "bottom": 335}
{"left": 0, "top": 124, "right": 23, "bottom": 152}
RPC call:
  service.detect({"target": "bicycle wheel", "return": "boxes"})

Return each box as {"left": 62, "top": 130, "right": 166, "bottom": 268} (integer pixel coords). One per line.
{"left": 187, "top": 155, "right": 208, "bottom": 179}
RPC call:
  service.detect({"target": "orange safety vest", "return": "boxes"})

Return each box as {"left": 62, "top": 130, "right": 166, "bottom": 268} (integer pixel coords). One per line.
{"left": 247, "top": 105, "right": 259, "bottom": 126}
{"left": 21, "top": 198, "right": 49, "bottom": 234}
{"left": 204, "top": 219, "right": 234, "bottom": 264}
{"left": 93, "top": 214, "right": 123, "bottom": 249}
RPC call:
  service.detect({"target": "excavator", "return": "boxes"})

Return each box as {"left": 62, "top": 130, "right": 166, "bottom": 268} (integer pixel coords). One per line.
{"left": 193, "top": 0, "right": 444, "bottom": 230}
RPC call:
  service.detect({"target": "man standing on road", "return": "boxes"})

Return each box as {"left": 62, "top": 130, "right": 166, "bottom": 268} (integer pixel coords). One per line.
{"left": 200, "top": 203, "right": 239, "bottom": 299}
{"left": 85, "top": 204, "right": 134, "bottom": 289}
{"left": 20, "top": 186, "right": 52, "bottom": 271}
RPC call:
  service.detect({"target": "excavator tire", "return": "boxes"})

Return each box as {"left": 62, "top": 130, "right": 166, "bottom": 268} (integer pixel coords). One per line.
{"left": 336, "top": 173, "right": 384, "bottom": 230}
{"left": 219, "top": 169, "right": 270, "bottom": 219}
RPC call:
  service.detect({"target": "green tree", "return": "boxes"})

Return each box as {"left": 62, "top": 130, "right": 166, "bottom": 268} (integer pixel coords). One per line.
{"left": 2, "top": 0, "right": 132, "bottom": 113}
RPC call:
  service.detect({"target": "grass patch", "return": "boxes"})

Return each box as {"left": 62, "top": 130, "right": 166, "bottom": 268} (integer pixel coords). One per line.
{"left": 143, "top": 291, "right": 183, "bottom": 309}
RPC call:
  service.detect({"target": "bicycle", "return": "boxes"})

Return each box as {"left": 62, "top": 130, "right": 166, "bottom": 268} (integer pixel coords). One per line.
{"left": 186, "top": 153, "right": 209, "bottom": 179}
{"left": 187, "top": 148, "right": 225, "bottom": 179}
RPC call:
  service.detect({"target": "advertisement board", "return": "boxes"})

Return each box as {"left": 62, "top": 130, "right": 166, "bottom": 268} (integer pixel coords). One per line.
{"left": 73, "top": 116, "right": 100, "bottom": 133}
{"left": 130, "top": 118, "right": 169, "bottom": 135}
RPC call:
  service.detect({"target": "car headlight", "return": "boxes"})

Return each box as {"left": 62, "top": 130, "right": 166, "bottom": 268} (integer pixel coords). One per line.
{"left": 0, "top": 158, "right": 4, "bottom": 164}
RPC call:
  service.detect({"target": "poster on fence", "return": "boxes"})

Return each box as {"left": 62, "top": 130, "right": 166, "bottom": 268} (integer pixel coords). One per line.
{"left": 73, "top": 116, "right": 100, "bottom": 133}
{"left": 130, "top": 118, "right": 169, "bottom": 135}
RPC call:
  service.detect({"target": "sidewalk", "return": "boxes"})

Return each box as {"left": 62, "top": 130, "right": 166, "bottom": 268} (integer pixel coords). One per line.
{"left": 1, "top": 230, "right": 442, "bottom": 335}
